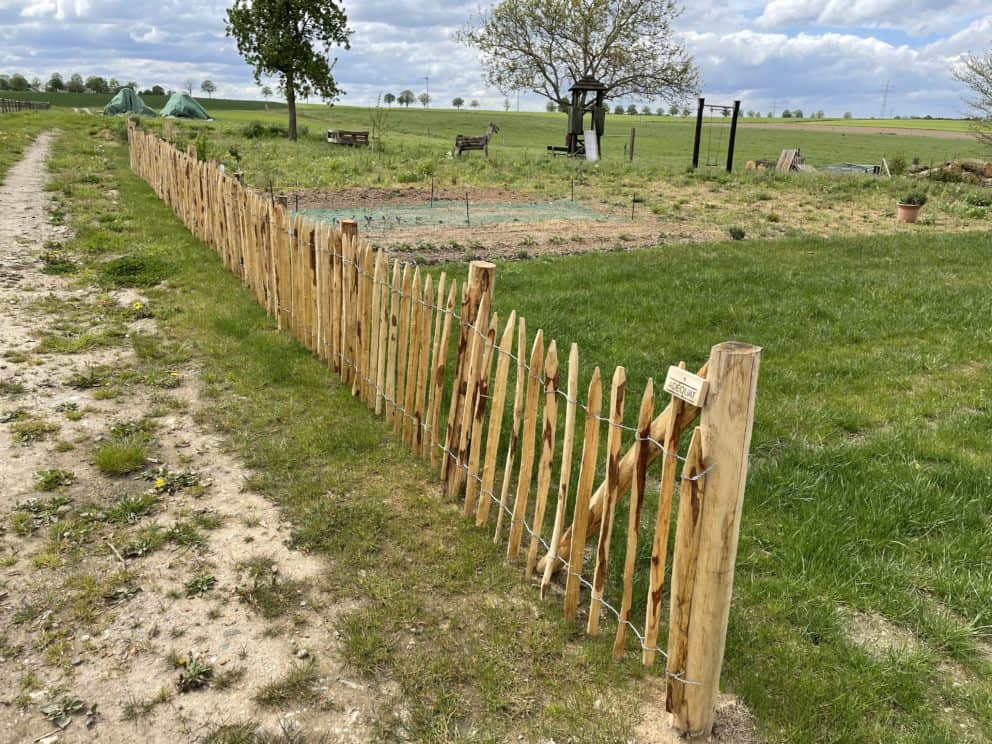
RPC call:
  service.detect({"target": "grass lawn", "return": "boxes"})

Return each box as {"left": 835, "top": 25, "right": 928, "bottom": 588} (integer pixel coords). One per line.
{"left": 135, "top": 104, "right": 991, "bottom": 189}
{"left": 8, "top": 110, "right": 992, "bottom": 742}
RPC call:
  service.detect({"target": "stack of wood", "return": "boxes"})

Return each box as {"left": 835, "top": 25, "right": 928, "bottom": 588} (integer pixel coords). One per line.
{"left": 909, "top": 159, "right": 992, "bottom": 184}
{"left": 745, "top": 149, "right": 816, "bottom": 173}
{"left": 775, "top": 149, "right": 815, "bottom": 173}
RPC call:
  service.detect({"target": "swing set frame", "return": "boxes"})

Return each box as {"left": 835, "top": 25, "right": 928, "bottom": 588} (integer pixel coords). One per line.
{"left": 691, "top": 97, "right": 742, "bottom": 173}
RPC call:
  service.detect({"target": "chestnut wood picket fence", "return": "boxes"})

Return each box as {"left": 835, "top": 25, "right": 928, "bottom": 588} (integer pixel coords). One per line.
{"left": 127, "top": 121, "right": 761, "bottom": 737}
{"left": 0, "top": 98, "right": 51, "bottom": 113}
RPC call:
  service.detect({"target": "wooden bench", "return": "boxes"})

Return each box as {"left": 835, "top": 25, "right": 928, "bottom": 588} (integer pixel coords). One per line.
{"left": 326, "top": 129, "right": 370, "bottom": 147}
{"left": 454, "top": 122, "right": 499, "bottom": 157}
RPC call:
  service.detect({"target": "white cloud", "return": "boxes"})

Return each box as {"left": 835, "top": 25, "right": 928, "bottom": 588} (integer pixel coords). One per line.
{"left": 20, "top": 0, "right": 89, "bottom": 21}
{"left": 756, "top": 0, "right": 990, "bottom": 36}
{"left": 0, "top": 1, "right": 987, "bottom": 116}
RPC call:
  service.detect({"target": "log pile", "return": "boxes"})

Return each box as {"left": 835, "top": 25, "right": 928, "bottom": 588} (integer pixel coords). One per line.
{"left": 910, "top": 159, "right": 992, "bottom": 184}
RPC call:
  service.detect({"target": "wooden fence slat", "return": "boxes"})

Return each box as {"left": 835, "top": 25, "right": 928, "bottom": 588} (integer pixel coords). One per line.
{"left": 507, "top": 329, "right": 544, "bottom": 561}
{"left": 587, "top": 365, "right": 626, "bottom": 636}
{"left": 563, "top": 367, "right": 603, "bottom": 620}
{"left": 369, "top": 251, "right": 385, "bottom": 409}
{"left": 664, "top": 427, "right": 704, "bottom": 716}
{"left": 361, "top": 246, "right": 375, "bottom": 405}
{"left": 494, "top": 316, "right": 527, "bottom": 543}
{"left": 385, "top": 261, "right": 401, "bottom": 418}
{"left": 525, "top": 340, "right": 559, "bottom": 579}
{"left": 394, "top": 264, "right": 414, "bottom": 431}
{"left": 451, "top": 291, "right": 492, "bottom": 501}
{"left": 541, "top": 342, "right": 579, "bottom": 599}
{"left": 643, "top": 363, "right": 688, "bottom": 666}
{"left": 614, "top": 379, "right": 655, "bottom": 658}
{"left": 441, "top": 261, "right": 496, "bottom": 484}
{"left": 413, "top": 275, "right": 434, "bottom": 456}
{"left": 463, "top": 311, "right": 498, "bottom": 514}
{"left": 330, "top": 229, "right": 342, "bottom": 373}
{"left": 427, "top": 280, "right": 457, "bottom": 468}
{"left": 374, "top": 253, "right": 391, "bottom": 415}
{"left": 402, "top": 269, "right": 424, "bottom": 443}
{"left": 475, "top": 311, "right": 517, "bottom": 527}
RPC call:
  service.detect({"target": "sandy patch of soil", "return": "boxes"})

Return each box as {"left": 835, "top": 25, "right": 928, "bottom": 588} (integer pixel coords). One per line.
{"left": 634, "top": 677, "right": 762, "bottom": 743}
{"left": 0, "top": 134, "right": 381, "bottom": 742}
{"left": 285, "top": 170, "right": 989, "bottom": 265}
{"left": 846, "top": 611, "right": 921, "bottom": 659}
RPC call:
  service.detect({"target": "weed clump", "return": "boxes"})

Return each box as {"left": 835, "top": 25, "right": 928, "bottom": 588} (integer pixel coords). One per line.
{"left": 95, "top": 420, "right": 155, "bottom": 475}
{"left": 35, "top": 469, "right": 74, "bottom": 491}
{"left": 100, "top": 255, "right": 167, "bottom": 288}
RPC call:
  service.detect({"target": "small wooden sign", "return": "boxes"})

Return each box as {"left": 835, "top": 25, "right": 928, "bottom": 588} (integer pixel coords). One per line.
{"left": 664, "top": 366, "right": 708, "bottom": 407}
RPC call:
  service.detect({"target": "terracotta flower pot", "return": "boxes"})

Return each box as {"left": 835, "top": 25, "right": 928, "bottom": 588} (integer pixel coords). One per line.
{"left": 897, "top": 203, "right": 922, "bottom": 223}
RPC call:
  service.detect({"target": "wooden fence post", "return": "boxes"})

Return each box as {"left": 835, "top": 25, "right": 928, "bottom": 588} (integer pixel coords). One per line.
{"left": 666, "top": 341, "right": 761, "bottom": 738}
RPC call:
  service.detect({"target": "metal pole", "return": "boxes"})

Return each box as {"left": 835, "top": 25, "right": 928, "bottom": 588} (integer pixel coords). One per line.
{"left": 691, "top": 97, "right": 705, "bottom": 169}
{"left": 628, "top": 127, "right": 636, "bottom": 162}
{"left": 726, "top": 100, "right": 741, "bottom": 173}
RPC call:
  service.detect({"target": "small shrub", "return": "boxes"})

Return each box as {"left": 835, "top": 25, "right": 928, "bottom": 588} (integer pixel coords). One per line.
{"left": 766, "top": 213, "right": 781, "bottom": 223}
{"left": 103, "top": 493, "right": 159, "bottom": 524}
{"left": 900, "top": 192, "right": 928, "bottom": 206}
{"left": 11, "top": 418, "right": 58, "bottom": 445}
{"left": 728, "top": 226, "right": 746, "bottom": 241}
{"left": 40, "top": 251, "right": 78, "bottom": 275}
{"left": 965, "top": 192, "right": 992, "bottom": 207}
{"left": 254, "top": 660, "right": 320, "bottom": 707}
{"left": 185, "top": 573, "right": 216, "bottom": 597}
{"left": 95, "top": 441, "right": 147, "bottom": 475}
{"left": 101, "top": 255, "right": 167, "bottom": 288}
{"left": 193, "top": 133, "right": 209, "bottom": 162}
{"left": 35, "top": 469, "right": 74, "bottom": 491}
{"left": 177, "top": 651, "right": 214, "bottom": 692}
{"left": 888, "top": 155, "right": 907, "bottom": 176}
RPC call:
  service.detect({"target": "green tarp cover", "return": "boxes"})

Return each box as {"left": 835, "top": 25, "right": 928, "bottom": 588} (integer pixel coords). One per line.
{"left": 103, "top": 88, "right": 156, "bottom": 116}
{"left": 160, "top": 92, "right": 211, "bottom": 120}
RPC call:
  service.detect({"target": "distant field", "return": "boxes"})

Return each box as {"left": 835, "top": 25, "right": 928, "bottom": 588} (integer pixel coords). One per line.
{"left": 194, "top": 104, "right": 989, "bottom": 177}
{"left": 771, "top": 118, "right": 974, "bottom": 132}
{"left": 0, "top": 90, "right": 285, "bottom": 111}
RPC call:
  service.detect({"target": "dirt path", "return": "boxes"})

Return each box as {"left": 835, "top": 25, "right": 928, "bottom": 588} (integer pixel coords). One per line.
{"left": 0, "top": 138, "right": 380, "bottom": 741}
{"left": 739, "top": 122, "right": 974, "bottom": 140}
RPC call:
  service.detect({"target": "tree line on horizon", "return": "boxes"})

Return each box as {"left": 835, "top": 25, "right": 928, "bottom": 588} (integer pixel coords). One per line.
{"left": 0, "top": 72, "right": 221, "bottom": 99}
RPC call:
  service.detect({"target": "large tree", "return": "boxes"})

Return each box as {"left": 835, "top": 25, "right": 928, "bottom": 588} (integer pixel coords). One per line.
{"left": 954, "top": 50, "right": 992, "bottom": 145}
{"left": 201, "top": 79, "right": 217, "bottom": 97}
{"left": 460, "top": 0, "right": 698, "bottom": 108}
{"left": 226, "top": 0, "right": 351, "bottom": 141}
{"left": 45, "top": 73, "right": 65, "bottom": 92}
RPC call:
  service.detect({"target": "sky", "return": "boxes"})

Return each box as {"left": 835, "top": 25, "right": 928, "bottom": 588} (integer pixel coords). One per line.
{"left": 0, "top": 0, "right": 989, "bottom": 118}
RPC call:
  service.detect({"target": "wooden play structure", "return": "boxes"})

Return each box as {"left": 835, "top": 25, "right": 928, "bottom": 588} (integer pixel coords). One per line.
{"left": 548, "top": 76, "right": 607, "bottom": 158}
{"left": 326, "top": 129, "right": 370, "bottom": 147}
{"left": 454, "top": 122, "right": 499, "bottom": 157}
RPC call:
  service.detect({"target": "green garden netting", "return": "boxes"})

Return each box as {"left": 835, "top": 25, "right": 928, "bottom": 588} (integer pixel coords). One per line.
{"left": 299, "top": 199, "right": 609, "bottom": 231}
{"left": 160, "top": 92, "right": 211, "bottom": 120}
{"left": 103, "top": 88, "right": 157, "bottom": 117}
